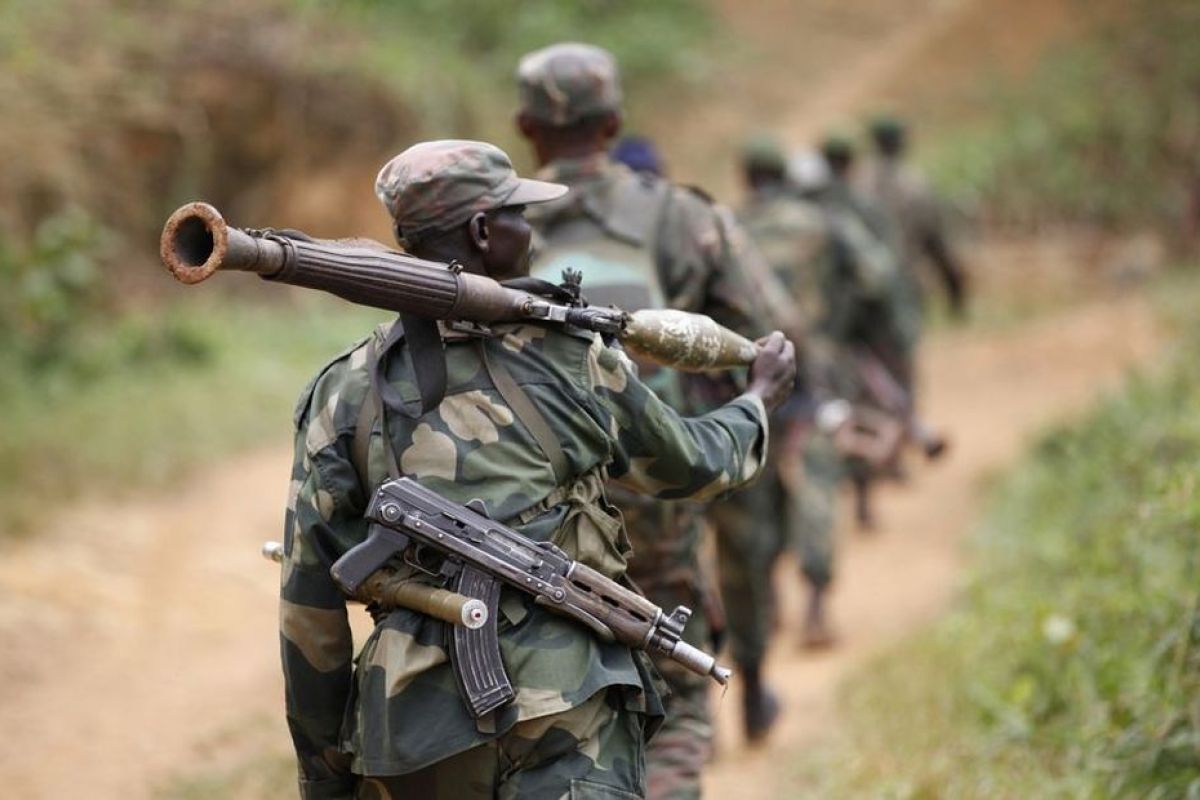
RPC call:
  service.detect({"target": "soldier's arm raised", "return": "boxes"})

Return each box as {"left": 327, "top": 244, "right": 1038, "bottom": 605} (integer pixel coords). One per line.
{"left": 582, "top": 334, "right": 794, "bottom": 502}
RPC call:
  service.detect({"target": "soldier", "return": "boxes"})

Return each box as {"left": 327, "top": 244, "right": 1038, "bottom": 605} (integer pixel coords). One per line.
{"left": 513, "top": 42, "right": 784, "bottom": 790}
{"left": 862, "top": 116, "right": 968, "bottom": 325}
{"left": 793, "top": 145, "right": 903, "bottom": 531}
{"left": 279, "top": 139, "right": 798, "bottom": 799}
{"left": 737, "top": 134, "right": 841, "bottom": 648}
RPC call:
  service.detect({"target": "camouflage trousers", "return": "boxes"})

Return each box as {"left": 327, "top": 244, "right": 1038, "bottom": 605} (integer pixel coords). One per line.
{"left": 793, "top": 437, "right": 840, "bottom": 590}
{"left": 712, "top": 443, "right": 839, "bottom": 666}
{"left": 621, "top": 496, "right": 715, "bottom": 800}
{"left": 355, "top": 688, "right": 645, "bottom": 799}
{"left": 643, "top": 659, "right": 710, "bottom": 800}
{"left": 712, "top": 475, "right": 780, "bottom": 667}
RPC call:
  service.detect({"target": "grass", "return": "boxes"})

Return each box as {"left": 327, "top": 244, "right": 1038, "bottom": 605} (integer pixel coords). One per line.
{"left": 925, "top": 0, "right": 1200, "bottom": 237}
{"left": 791, "top": 276, "right": 1200, "bottom": 798}
{"left": 0, "top": 294, "right": 388, "bottom": 537}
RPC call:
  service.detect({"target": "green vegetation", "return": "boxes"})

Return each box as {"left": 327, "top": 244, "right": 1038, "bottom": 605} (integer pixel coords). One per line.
{"left": 303, "top": 0, "right": 710, "bottom": 150}
{"left": 0, "top": 297, "right": 387, "bottom": 536}
{"left": 928, "top": 0, "right": 1200, "bottom": 236}
{"left": 0, "top": 0, "right": 709, "bottom": 535}
{"left": 793, "top": 279, "right": 1200, "bottom": 797}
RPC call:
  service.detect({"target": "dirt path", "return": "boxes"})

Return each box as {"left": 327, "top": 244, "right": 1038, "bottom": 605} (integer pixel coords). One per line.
{"left": 703, "top": 293, "right": 1162, "bottom": 798}
{"left": 0, "top": 291, "right": 1162, "bottom": 799}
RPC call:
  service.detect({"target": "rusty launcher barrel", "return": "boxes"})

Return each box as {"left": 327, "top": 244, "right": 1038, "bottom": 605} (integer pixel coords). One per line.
{"left": 160, "top": 202, "right": 758, "bottom": 371}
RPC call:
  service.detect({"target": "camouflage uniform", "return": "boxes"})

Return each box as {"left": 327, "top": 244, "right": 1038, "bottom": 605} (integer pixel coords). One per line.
{"left": 861, "top": 117, "right": 967, "bottom": 341}
{"left": 279, "top": 140, "right": 771, "bottom": 800}
{"left": 796, "top": 144, "right": 911, "bottom": 529}
{"left": 517, "top": 44, "right": 771, "bottom": 797}
{"left": 737, "top": 163, "right": 841, "bottom": 611}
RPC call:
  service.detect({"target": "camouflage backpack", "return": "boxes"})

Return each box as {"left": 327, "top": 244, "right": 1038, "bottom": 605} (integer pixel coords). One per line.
{"left": 529, "top": 172, "right": 672, "bottom": 313}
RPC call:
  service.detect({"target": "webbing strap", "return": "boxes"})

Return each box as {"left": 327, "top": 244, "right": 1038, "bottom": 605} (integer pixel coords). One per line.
{"left": 474, "top": 339, "right": 569, "bottom": 484}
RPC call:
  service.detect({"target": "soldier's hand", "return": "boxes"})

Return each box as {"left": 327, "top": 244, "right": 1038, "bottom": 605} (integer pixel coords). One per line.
{"left": 746, "top": 331, "right": 797, "bottom": 412}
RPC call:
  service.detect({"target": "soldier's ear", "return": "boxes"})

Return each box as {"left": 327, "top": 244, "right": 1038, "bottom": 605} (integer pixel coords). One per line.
{"left": 468, "top": 212, "right": 490, "bottom": 252}
{"left": 602, "top": 111, "right": 622, "bottom": 141}
{"left": 516, "top": 111, "right": 536, "bottom": 140}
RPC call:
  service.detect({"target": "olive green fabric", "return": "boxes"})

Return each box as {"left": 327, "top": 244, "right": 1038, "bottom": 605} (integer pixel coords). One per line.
{"left": 281, "top": 320, "right": 769, "bottom": 798}
{"left": 740, "top": 133, "right": 787, "bottom": 173}
{"left": 859, "top": 155, "right": 965, "bottom": 348}
{"left": 526, "top": 151, "right": 781, "bottom": 799}
{"left": 517, "top": 43, "right": 622, "bottom": 126}
{"left": 528, "top": 154, "right": 768, "bottom": 339}
{"left": 354, "top": 688, "right": 644, "bottom": 800}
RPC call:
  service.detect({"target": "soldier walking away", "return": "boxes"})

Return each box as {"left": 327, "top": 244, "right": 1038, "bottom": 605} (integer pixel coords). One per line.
{"left": 812, "top": 135, "right": 948, "bottom": 529}
{"left": 279, "top": 139, "right": 797, "bottom": 799}
{"left": 862, "top": 116, "right": 969, "bottom": 325}
{"left": 737, "top": 134, "right": 842, "bottom": 650}
{"left": 513, "top": 41, "right": 784, "bottom": 789}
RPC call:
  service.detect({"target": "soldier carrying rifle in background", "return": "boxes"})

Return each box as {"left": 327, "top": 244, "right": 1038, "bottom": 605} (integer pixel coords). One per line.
{"left": 513, "top": 42, "right": 802, "bottom": 785}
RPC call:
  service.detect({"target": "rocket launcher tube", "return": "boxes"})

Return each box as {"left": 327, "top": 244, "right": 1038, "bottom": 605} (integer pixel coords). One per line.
{"left": 160, "top": 202, "right": 758, "bottom": 371}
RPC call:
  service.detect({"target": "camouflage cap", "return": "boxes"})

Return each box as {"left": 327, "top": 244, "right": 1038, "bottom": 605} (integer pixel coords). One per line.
{"left": 819, "top": 132, "right": 856, "bottom": 161}
{"left": 516, "top": 43, "right": 622, "bottom": 126}
{"left": 867, "top": 114, "right": 906, "bottom": 140}
{"left": 374, "top": 140, "right": 567, "bottom": 243}
{"left": 740, "top": 133, "right": 787, "bottom": 172}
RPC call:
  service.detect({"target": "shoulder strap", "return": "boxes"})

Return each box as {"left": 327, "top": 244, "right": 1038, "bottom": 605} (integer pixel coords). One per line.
{"left": 474, "top": 339, "right": 569, "bottom": 484}
{"left": 353, "top": 332, "right": 404, "bottom": 493}
{"left": 352, "top": 334, "right": 570, "bottom": 491}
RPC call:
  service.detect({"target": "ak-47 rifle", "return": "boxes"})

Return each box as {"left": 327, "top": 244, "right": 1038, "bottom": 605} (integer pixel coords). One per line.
{"left": 324, "top": 478, "right": 732, "bottom": 719}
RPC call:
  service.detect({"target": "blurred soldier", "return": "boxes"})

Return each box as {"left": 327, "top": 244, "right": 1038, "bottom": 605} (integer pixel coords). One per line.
{"left": 793, "top": 146, "right": 903, "bottom": 531}
{"left": 862, "top": 116, "right": 968, "bottom": 326}
{"left": 279, "top": 138, "right": 797, "bottom": 799}
{"left": 819, "top": 133, "right": 917, "bottom": 399}
{"left": 737, "top": 134, "right": 841, "bottom": 648}
{"left": 514, "top": 41, "right": 783, "bottom": 790}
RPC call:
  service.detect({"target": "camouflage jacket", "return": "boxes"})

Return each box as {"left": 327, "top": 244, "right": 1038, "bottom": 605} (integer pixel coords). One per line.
{"left": 738, "top": 185, "right": 832, "bottom": 339}
{"left": 859, "top": 158, "right": 945, "bottom": 267}
{"left": 528, "top": 154, "right": 770, "bottom": 339}
{"left": 280, "top": 319, "right": 768, "bottom": 796}
{"left": 860, "top": 157, "right": 966, "bottom": 320}
{"left": 525, "top": 155, "right": 787, "bottom": 602}
{"left": 806, "top": 183, "right": 901, "bottom": 346}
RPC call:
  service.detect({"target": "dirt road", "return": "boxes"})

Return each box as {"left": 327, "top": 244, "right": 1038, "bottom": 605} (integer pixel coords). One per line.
{"left": 703, "top": 293, "right": 1162, "bottom": 798}
{"left": 0, "top": 288, "right": 1161, "bottom": 798}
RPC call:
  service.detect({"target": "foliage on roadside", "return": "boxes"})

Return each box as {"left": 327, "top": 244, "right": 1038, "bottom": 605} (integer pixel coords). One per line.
{"left": 793, "top": 279, "right": 1200, "bottom": 798}
{"left": 0, "top": 298, "right": 387, "bottom": 537}
{"left": 929, "top": 0, "right": 1200, "bottom": 238}
{"left": 0, "top": 0, "right": 708, "bottom": 535}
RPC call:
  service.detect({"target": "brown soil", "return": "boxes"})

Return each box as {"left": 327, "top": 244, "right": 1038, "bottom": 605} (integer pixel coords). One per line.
{"left": 653, "top": 0, "right": 1081, "bottom": 197}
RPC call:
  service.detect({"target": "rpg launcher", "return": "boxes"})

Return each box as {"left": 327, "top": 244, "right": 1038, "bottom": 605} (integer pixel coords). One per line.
{"left": 159, "top": 202, "right": 758, "bottom": 371}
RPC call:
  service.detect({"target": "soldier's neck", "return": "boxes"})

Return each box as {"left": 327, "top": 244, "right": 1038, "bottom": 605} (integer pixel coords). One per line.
{"left": 534, "top": 140, "right": 607, "bottom": 168}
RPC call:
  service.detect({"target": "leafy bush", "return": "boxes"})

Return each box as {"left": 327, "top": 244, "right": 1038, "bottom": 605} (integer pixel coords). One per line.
{"left": 0, "top": 298, "right": 387, "bottom": 536}
{"left": 929, "top": 0, "right": 1200, "bottom": 236}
